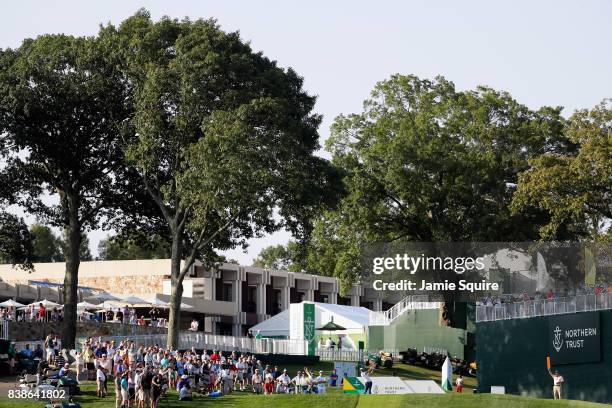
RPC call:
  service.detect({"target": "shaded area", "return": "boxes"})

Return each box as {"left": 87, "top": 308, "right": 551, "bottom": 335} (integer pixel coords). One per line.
{"left": 477, "top": 310, "right": 612, "bottom": 403}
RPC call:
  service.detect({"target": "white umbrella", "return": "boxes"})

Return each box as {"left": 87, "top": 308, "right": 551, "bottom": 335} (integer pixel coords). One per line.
{"left": 0, "top": 299, "right": 25, "bottom": 308}
{"left": 77, "top": 301, "right": 100, "bottom": 309}
{"left": 148, "top": 297, "right": 170, "bottom": 308}
{"left": 121, "top": 295, "right": 148, "bottom": 305}
{"left": 180, "top": 302, "right": 194, "bottom": 310}
{"left": 27, "top": 299, "right": 60, "bottom": 308}
{"left": 89, "top": 292, "right": 120, "bottom": 302}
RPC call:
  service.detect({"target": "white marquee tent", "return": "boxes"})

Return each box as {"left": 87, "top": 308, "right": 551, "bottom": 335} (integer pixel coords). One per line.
{"left": 250, "top": 301, "right": 371, "bottom": 338}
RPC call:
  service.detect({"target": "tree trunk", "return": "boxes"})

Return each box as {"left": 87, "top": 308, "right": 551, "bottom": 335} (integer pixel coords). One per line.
{"left": 167, "top": 231, "right": 183, "bottom": 349}
{"left": 62, "top": 193, "right": 81, "bottom": 349}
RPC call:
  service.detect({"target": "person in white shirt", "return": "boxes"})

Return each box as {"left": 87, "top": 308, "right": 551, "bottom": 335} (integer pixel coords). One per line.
{"left": 276, "top": 369, "right": 291, "bottom": 394}
{"left": 315, "top": 371, "right": 327, "bottom": 394}
{"left": 99, "top": 354, "right": 112, "bottom": 375}
{"left": 188, "top": 319, "right": 199, "bottom": 331}
{"left": 360, "top": 366, "right": 374, "bottom": 394}
{"left": 235, "top": 359, "right": 246, "bottom": 391}
{"left": 251, "top": 369, "right": 263, "bottom": 394}
{"left": 96, "top": 366, "right": 107, "bottom": 397}
{"left": 291, "top": 371, "right": 305, "bottom": 394}
{"left": 133, "top": 370, "right": 142, "bottom": 408}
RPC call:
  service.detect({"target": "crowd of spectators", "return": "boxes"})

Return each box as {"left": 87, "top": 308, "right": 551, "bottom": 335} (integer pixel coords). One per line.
{"left": 479, "top": 282, "right": 612, "bottom": 307}
{"left": 11, "top": 334, "right": 341, "bottom": 406}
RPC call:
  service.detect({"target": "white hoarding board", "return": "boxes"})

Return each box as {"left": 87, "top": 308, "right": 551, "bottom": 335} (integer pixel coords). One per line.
{"left": 359, "top": 376, "right": 412, "bottom": 394}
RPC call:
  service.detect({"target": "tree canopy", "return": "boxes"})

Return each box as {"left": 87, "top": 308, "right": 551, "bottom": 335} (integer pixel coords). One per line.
{"left": 98, "top": 233, "right": 171, "bottom": 260}
{"left": 0, "top": 33, "right": 131, "bottom": 347}
{"left": 0, "top": 212, "right": 33, "bottom": 269}
{"left": 99, "top": 10, "right": 341, "bottom": 345}
{"left": 512, "top": 100, "right": 612, "bottom": 240}
{"left": 252, "top": 242, "right": 304, "bottom": 271}
{"left": 304, "top": 74, "right": 577, "bottom": 293}
{"left": 29, "top": 224, "right": 63, "bottom": 262}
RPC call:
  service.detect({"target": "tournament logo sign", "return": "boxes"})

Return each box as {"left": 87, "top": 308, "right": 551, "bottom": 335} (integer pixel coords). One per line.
{"left": 548, "top": 312, "right": 601, "bottom": 365}
{"left": 304, "top": 303, "right": 316, "bottom": 356}
{"left": 343, "top": 377, "right": 365, "bottom": 394}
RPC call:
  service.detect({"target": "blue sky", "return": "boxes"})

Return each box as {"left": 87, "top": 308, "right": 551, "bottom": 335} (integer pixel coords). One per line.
{"left": 2, "top": 1, "right": 611, "bottom": 264}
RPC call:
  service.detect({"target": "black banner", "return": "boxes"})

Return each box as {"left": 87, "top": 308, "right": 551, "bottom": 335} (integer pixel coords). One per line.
{"left": 549, "top": 312, "right": 601, "bottom": 365}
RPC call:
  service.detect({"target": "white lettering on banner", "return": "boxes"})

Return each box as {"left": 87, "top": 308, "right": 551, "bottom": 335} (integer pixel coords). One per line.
{"left": 564, "top": 328, "right": 597, "bottom": 337}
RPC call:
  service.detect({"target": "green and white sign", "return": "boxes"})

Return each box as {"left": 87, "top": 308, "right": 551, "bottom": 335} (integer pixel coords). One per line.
{"left": 304, "top": 302, "right": 316, "bottom": 356}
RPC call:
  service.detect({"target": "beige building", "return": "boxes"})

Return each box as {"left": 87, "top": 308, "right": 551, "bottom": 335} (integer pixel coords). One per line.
{"left": 0, "top": 259, "right": 396, "bottom": 336}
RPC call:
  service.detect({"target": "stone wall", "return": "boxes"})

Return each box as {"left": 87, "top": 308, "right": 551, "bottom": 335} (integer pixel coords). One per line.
{"left": 8, "top": 321, "right": 167, "bottom": 342}
{"left": 77, "top": 275, "right": 164, "bottom": 294}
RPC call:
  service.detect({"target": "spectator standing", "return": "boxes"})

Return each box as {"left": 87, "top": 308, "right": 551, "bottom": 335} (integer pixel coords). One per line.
{"left": 329, "top": 369, "right": 338, "bottom": 387}
{"left": 252, "top": 368, "right": 263, "bottom": 394}
{"left": 96, "top": 366, "right": 107, "bottom": 397}
{"left": 455, "top": 374, "right": 464, "bottom": 392}
{"left": 38, "top": 303, "right": 46, "bottom": 322}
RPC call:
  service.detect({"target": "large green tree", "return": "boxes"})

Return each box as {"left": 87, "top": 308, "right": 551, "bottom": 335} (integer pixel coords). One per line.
{"left": 252, "top": 242, "right": 304, "bottom": 271}
{"left": 0, "top": 34, "right": 130, "bottom": 347}
{"left": 29, "top": 224, "right": 63, "bottom": 262}
{"left": 98, "top": 233, "right": 171, "bottom": 260}
{"left": 307, "top": 74, "right": 572, "bottom": 295}
{"left": 512, "top": 100, "right": 611, "bottom": 239}
{"left": 0, "top": 212, "right": 33, "bottom": 268}
{"left": 103, "top": 11, "right": 340, "bottom": 346}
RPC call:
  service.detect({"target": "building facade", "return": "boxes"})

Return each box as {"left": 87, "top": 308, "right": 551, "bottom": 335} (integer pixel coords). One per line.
{"left": 0, "top": 259, "right": 398, "bottom": 336}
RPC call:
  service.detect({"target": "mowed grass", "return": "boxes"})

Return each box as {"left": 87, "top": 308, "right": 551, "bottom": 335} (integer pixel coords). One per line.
{"left": 0, "top": 382, "right": 608, "bottom": 408}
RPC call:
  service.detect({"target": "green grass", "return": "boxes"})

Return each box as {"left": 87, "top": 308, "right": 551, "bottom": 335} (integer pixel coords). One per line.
{"left": 0, "top": 381, "right": 608, "bottom": 408}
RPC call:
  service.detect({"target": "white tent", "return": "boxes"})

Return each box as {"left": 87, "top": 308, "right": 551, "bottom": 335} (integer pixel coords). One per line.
{"left": 121, "top": 296, "right": 148, "bottom": 305}
{"left": 76, "top": 301, "right": 100, "bottom": 309}
{"left": 0, "top": 299, "right": 25, "bottom": 308}
{"left": 148, "top": 296, "right": 170, "bottom": 308}
{"left": 250, "top": 302, "right": 371, "bottom": 338}
{"left": 89, "top": 292, "right": 120, "bottom": 302}
{"left": 27, "top": 299, "right": 60, "bottom": 308}
{"left": 250, "top": 309, "right": 291, "bottom": 337}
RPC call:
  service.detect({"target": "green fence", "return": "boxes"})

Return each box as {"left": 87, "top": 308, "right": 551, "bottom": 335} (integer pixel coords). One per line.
{"left": 368, "top": 308, "right": 472, "bottom": 359}
{"left": 476, "top": 310, "right": 612, "bottom": 404}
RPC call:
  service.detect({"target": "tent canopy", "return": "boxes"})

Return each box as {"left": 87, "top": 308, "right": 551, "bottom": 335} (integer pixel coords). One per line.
{"left": 27, "top": 299, "right": 60, "bottom": 308}
{"left": 317, "top": 317, "right": 346, "bottom": 331}
{"left": 120, "top": 296, "right": 148, "bottom": 305}
{"left": 250, "top": 302, "right": 371, "bottom": 338}
{"left": 77, "top": 301, "right": 100, "bottom": 309}
{"left": 0, "top": 299, "right": 25, "bottom": 307}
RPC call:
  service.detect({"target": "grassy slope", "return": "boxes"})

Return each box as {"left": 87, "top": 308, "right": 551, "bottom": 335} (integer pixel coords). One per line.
{"left": 0, "top": 382, "right": 608, "bottom": 408}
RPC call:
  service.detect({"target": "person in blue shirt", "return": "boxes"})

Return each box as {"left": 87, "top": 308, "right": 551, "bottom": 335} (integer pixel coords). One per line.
{"left": 58, "top": 363, "right": 70, "bottom": 377}
{"left": 95, "top": 344, "right": 107, "bottom": 358}
{"left": 329, "top": 369, "right": 338, "bottom": 387}
{"left": 20, "top": 344, "right": 33, "bottom": 358}
{"left": 177, "top": 374, "right": 190, "bottom": 392}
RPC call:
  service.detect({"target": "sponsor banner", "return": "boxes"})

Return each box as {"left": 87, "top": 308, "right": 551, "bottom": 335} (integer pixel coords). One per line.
{"left": 304, "top": 302, "right": 316, "bottom": 356}
{"left": 343, "top": 376, "right": 364, "bottom": 394}
{"left": 364, "top": 377, "right": 413, "bottom": 394}
{"left": 549, "top": 312, "right": 601, "bottom": 365}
